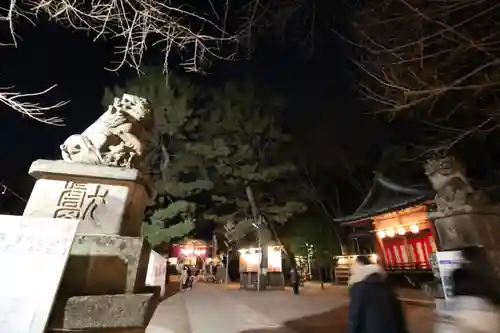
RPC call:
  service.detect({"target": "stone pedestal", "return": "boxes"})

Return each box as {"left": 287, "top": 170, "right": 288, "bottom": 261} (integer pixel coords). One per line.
{"left": 24, "top": 159, "right": 151, "bottom": 236}
{"left": 61, "top": 235, "right": 151, "bottom": 295}
{"left": 49, "top": 293, "right": 158, "bottom": 330}
{"left": 24, "top": 159, "right": 159, "bottom": 332}
{"left": 431, "top": 208, "right": 500, "bottom": 275}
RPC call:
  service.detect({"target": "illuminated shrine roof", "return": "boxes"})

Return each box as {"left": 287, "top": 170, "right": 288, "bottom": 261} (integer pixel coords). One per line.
{"left": 333, "top": 174, "right": 434, "bottom": 225}
{"left": 175, "top": 239, "right": 208, "bottom": 248}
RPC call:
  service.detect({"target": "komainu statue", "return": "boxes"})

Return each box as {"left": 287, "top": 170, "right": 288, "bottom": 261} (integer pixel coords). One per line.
{"left": 60, "top": 93, "right": 154, "bottom": 169}
{"left": 424, "top": 156, "right": 477, "bottom": 214}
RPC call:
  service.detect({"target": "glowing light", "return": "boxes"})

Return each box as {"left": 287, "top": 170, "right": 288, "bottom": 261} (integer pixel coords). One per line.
{"left": 180, "top": 248, "right": 193, "bottom": 256}
{"left": 397, "top": 227, "right": 406, "bottom": 235}
{"left": 268, "top": 246, "right": 282, "bottom": 271}
{"left": 337, "top": 257, "right": 349, "bottom": 265}
{"left": 371, "top": 254, "right": 378, "bottom": 263}
{"left": 242, "top": 252, "right": 260, "bottom": 265}
{"left": 193, "top": 248, "right": 206, "bottom": 256}
{"left": 410, "top": 225, "right": 419, "bottom": 234}
{"left": 386, "top": 229, "right": 395, "bottom": 237}
{"left": 377, "top": 231, "right": 386, "bottom": 239}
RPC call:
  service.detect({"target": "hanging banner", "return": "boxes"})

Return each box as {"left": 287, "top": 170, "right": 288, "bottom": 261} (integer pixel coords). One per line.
{"left": 381, "top": 230, "right": 435, "bottom": 269}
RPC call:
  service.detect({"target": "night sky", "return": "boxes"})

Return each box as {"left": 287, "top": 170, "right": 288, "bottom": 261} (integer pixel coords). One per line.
{"left": 0, "top": 21, "right": 117, "bottom": 212}
{"left": 0, "top": 7, "right": 396, "bottom": 216}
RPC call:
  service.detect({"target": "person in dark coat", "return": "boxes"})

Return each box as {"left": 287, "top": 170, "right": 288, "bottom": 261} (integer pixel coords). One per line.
{"left": 290, "top": 267, "right": 300, "bottom": 295}
{"left": 348, "top": 256, "right": 408, "bottom": 333}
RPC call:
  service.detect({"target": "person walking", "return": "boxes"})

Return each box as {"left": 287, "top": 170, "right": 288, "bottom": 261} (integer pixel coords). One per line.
{"left": 348, "top": 256, "right": 408, "bottom": 333}
{"left": 181, "top": 265, "right": 192, "bottom": 291}
{"left": 186, "top": 266, "right": 193, "bottom": 290}
{"left": 290, "top": 267, "right": 300, "bottom": 295}
{"left": 180, "top": 265, "right": 189, "bottom": 291}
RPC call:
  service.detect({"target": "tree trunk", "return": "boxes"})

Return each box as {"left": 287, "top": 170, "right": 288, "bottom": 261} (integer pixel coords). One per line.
{"left": 333, "top": 227, "right": 346, "bottom": 255}
{"left": 245, "top": 185, "right": 259, "bottom": 223}
{"left": 283, "top": 244, "right": 297, "bottom": 268}
{"left": 245, "top": 185, "right": 268, "bottom": 286}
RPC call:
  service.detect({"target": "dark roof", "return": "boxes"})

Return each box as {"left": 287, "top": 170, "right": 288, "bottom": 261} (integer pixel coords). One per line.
{"left": 333, "top": 174, "right": 434, "bottom": 224}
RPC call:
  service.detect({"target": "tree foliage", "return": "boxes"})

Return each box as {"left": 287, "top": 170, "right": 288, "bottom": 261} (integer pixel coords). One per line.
{"left": 282, "top": 210, "right": 342, "bottom": 259}
{"left": 187, "top": 79, "right": 307, "bottom": 245}
{"left": 142, "top": 216, "right": 195, "bottom": 246}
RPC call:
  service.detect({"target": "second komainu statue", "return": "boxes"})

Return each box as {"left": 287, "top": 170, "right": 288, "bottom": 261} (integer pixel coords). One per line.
{"left": 424, "top": 156, "right": 486, "bottom": 215}
{"left": 60, "top": 94, "right": 154, "bottom": 169}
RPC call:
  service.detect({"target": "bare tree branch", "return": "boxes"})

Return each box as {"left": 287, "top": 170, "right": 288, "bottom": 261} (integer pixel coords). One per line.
{"left": 0, "top": 85, "right": 66, "bottom": 125}
{"left": 0, "top": 0, "right": 240, "bottom": 124}
{"left": 349, "top": 0, "right": 500, "bottom": 152}
{"left": 238, "top": 0, "right": 325, "bottom": 56}
{"left": 34, "top": 0, "right": 236, "bottom": 73}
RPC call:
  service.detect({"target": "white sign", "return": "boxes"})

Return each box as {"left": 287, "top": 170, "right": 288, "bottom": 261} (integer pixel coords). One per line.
{"left": 433, "top": 251, "right": 465, "bottom": 333}
{"left": 435, "top": 251, "right": 463, "bottom": 300}
{"left": 146, "top": 251, "right": 167, "bottom": 297}
{"left": 0, "top": 215, "right": 79, "bottom": 333}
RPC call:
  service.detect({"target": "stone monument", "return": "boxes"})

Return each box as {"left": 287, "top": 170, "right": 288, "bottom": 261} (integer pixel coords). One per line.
{"left": 0, "top": 215, "right": 80, "bottom": 333}
{"left": 23, "top": 94, "right": 161, "bottom": 332}
{"left": 425, "top": 156, "right": 500, "bottom": 274}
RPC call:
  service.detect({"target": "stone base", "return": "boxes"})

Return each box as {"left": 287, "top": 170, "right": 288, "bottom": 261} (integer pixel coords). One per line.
{"left": 61, "top": 235, "right": 150, "bottom": 295}
{"left": 49, "top": 293, "right": 159, "bottom": 330}
{"left": 432, "top": 210, "right": 500, "bottom": 276}
{"left": 432, "top": 210, "right": 500, "bottom": 249}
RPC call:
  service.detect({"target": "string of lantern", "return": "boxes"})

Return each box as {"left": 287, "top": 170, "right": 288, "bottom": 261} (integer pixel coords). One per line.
{"left": 374, "top": 218, "right": 431, "bottom": 239}
{"left": 237, "top": 246, "right": 282, "bottom": 255}
{"left": 0, "top": 182, "right": 27, "bottom": 203}
{"left": 179, "top": 247, "right": 207, "bottom": 257}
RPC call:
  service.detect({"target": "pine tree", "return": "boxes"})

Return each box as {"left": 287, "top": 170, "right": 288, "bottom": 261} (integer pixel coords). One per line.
{"left": 102, "top": 69, "right": 213, "bottom": 245}
{"left": 186, "top": 79, "right": 307, "bottom": 249}
{"left": 103, "top": 72, "right": 307, "bottom": 249}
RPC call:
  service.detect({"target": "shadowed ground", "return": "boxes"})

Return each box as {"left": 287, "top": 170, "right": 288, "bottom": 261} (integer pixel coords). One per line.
{"left": 238, "top": 303, "right": 432, "bottom": 333}
{"left": 147, "top": 282, "right": 434, "bottom": 333}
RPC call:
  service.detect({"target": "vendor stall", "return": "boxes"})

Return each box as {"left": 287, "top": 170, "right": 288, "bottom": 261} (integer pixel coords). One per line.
{"left": 238, "top": 245, "right": 284, "bottom": 290}
{"left": 171, "top": 239, "right": 208, "bottom": 270}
